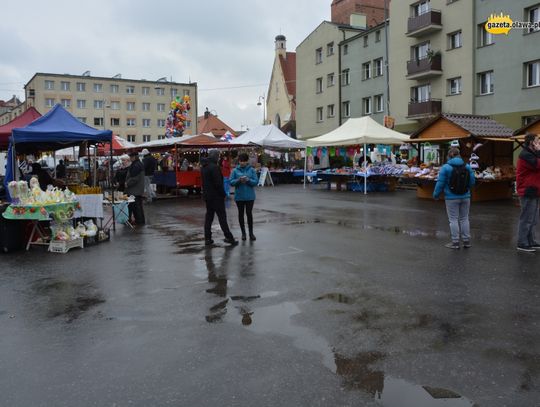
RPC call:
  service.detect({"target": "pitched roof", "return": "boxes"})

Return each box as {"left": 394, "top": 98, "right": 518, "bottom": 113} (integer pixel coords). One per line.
{"left": 279, "top": 52, "right": 296, "bottom": 97}
{"left": 410, "top": 113, "right": 514, "bottom": 139}
{"left": 513, "top": 116, "right": 540, "bottom": 136}
{"left": 197, "top": 114, "right": 237, "bottom": 138}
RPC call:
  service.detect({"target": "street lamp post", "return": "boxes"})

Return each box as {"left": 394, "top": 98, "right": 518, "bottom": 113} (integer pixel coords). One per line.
{"left": 257, "top": 95, "right": 266, "bottom": 125}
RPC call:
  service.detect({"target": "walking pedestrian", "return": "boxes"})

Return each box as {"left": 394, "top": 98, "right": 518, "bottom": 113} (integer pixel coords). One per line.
{"left": 515, "top": 133, "right": 540, "bottom": 252}
{"left": 125, "top": 151, "right": 145, "bottom": 225}
{"left": 230, "top": 153, "right": 258, "bottom": 241}
{"left": 201, "top": 150, "right": 238, "bottom": 246}
{"left": 142, "top": 148, "right": 157, "bottom": 202}
{"left": 433, "top": 147, "right": 476, "bottom": 249}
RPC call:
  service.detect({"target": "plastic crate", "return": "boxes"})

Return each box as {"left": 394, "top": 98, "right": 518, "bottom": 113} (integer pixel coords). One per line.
{"left": 48, "top": 238, "right": 84, "bottom": 254}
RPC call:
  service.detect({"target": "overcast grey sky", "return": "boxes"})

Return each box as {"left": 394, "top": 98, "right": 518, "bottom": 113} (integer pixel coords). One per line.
{"left": 0, "top": 0, "right": 330, "bottom": 131}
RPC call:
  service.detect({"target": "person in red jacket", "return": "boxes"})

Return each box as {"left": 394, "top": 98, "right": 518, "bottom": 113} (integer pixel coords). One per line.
{"left": 516, "top": 133, "right": 540, "bottom": 252}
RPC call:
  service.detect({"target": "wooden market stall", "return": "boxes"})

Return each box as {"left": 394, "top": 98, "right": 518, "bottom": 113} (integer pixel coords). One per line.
{"left": 407, "top": 113, "right": 515, "bottom": 201}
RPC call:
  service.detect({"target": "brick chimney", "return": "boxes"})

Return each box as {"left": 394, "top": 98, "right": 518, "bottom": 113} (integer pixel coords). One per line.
{"left": 331, "top": 0, "right": 388, "bottom": 27}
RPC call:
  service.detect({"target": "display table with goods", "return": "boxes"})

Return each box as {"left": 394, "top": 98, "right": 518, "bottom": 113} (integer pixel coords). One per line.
{"left": 102, "top": 191, "right": 135, "bottom": 229}
{"left": 267, "top": 169, "right": 318, "bottom": 185}
{"left": 316, "top": 163, "right": 407, "bottom": 192}
{"left": 403, "top": 164, "right": 515, "bottom": 201}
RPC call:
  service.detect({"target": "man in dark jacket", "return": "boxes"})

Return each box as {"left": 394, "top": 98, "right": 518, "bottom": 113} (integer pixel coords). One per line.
{"left": 516, "top": 133, "right": 540, "bottom": 252}
{"left": 125, "top": 152, "right": 146, "bottom": 225}
{"left": 142, "top": 149, "right": 157, "bottom": 202}
{"left": 201, "top": 150, "right": 237, "bottom": 246}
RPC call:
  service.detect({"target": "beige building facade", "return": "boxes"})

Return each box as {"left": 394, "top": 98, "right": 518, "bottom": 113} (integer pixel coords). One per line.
{"left": 24, "top": 73, "right": 198, "bottom": 144}
{"left": 296, "top": 21, "right": 364, "bottom": 139}
{"left": 389, "top": 0, "right": 474, "bottom": 133}
{"left": 0, "top": 102, "right": 27, "bottom": 126}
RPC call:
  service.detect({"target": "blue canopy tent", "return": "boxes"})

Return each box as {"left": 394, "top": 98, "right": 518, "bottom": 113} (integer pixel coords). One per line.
{"left": 4, "top": 104, "right": 112, "bottom": 199}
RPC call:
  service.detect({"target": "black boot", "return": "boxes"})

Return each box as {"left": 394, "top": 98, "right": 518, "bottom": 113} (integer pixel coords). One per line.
{"left": 239, "top": 222, "right": 246, "bottom": 241}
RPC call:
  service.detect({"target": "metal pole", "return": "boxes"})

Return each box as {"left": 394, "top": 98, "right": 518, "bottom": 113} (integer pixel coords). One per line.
{"left": 384, "top": 0, "right": 391, "bottom": 117}
{"left": 303, "top": 147, "right": 307, "bottom": 189}
{"left": 364, "top": 143, "right": 367, "bottom": 195}
{"left": 110, "top": 139, "right": 116, "bottom": 231}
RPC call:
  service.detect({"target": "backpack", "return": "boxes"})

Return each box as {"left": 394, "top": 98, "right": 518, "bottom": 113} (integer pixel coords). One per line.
{"left": 449, "top": 164, "right": 470, "bottom": 195}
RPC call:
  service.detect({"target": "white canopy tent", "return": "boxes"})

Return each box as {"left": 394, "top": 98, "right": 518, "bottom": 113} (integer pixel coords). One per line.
{"left": 305, "top": 117, "right": 410, "bottom": 194}
{"left": 231, "top": 124, "right": 305, "bottom": 149}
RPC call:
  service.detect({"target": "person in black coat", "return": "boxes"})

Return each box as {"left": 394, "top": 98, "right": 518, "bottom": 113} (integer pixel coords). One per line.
{"left": 56, "top": 160, "right": 66, "bottom": 179}
{"left": 142, "top": 149, "right": 157, "bottom": 202}
{"left": 125, "top": 152, "right": 146, "bottom": 225}
{"left": 201, "top": 150, "right": 237, "bottom": 246}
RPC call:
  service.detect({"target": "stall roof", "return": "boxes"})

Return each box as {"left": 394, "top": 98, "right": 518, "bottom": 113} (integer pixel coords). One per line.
{"left": 231, "top": 124, "right": 305, "bottom": 149}
{"left": 12, "top": 104, "right": 112, "bottom": 152}
{"left": 305, "top": 116, "right": 409, "bottom": 147}
{"left": 97, "top": 135, "right": 136, "bottom": 155}
{"left": 179, "top": 134, "right": 236, "bottom": 148}
{"left": 0, "top": 107, "right": 42, "bottom": 149}
{"left": 410, "top": 113, "right": 514, "bottom": 140}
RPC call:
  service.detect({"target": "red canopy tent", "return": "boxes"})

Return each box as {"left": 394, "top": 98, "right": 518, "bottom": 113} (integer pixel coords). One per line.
{"left": 0, "top": 107, "right": 41, "bottom": 149}
{"left": 96, "top": 134, "right": 136, "bottom": 156}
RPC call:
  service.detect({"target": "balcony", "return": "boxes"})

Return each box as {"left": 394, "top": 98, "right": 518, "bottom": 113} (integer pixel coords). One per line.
{"left": 407, "top": 10, "right": 443, "bottom": 37}
{"left": 407, "top": 99, "right": 442, "bottom": 118}
{"left": 406, "top": 54, "right": 443, "bottom": 80}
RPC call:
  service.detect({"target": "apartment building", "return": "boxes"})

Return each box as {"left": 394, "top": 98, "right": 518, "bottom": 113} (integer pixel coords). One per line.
{"left": 475, "top": 0, "right": 540, "bottom": 129}
{"left": 24, "top": 73, "right": 198, "bottom": 144}
{"left": 296, "top": 20, "right": 365, "bottom": 138}
{"left": 389, "top": 0, "right": 474, "bottom": 133}
{"left": 0, "top": 101, "right": 27, "bottom": 126}
{"left": 341, "top": 22, "right": 388, "bottom": 125}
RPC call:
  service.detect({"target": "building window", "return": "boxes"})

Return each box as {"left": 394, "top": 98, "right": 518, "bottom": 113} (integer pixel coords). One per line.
{"left": 45, "top": 98, "right": 55, "bottom": 108}
{"left": 316, "top": 77, "right": 323, "bottom": 93}
{"left": 127, "top": 118, "right": 136, "bottom": 126}
{"left": 143, "top": 135, "right": 151, "bottom": 142}
{"left": 342, "top": 101, "right": 350, "bottom": 118}
{"left": 327, "top": 73, "right": 335, "bottom": 87}
{"left": 526, "top": 6, "right": 540, "bottom": 33}
{"left": 183, "top": 89, "right": 190, "bottom": 96}
{"left": 376, "top": 30, "right": 381, "bottom": 42}
{"left": 374, "top": 58, "right": 383, "bottom": 77}
{"left": 411, "top": 84, "right": 431, "bottom": 102}
{"left": 363, "top": 97, "right": 372, "bottom": 115}
{"left": 526, "top": 60, "right": 540, "bottom": 87}
{"left": 76, "top": 99, "right": 86, "bottom": 109}
{"left": 45, "top": 80, "right": 54, "bottom": 90}
{"left": 142, "top": 86, "right": 150, "bottom": 96}
{"left": 315, "top": 48, "right": 323, "bottom": 64}
{"left": 157, "top": 103, "right": 165, "bottom": 112}
{"left": 76, "top": 82, "right": 85, "bottom": 92}
{"left": 158, "top": 135, "right": 165, "bottom": 140}
{"left": 327, "top": 104, "right": 335, "bottom": 118}
{"left": 341, "top": 69, "right": 350, "bottom": 86}
{"left": 110, "top": 118, "right": 120, "bottom": 126}
{"left": 142, "top": 119, "right": 151, "bottom": 127}
{"left": 142, "top": 102, "right": 150, "bottom": 111}
{"left": 156, "top": 87, "right": 165, "bottom": 96}
{"left": 127, "top": 135, "right": 136, "bottom": 143}
{"left": 478, "top": 23, "right": 494, "bottom": 46}
{"left": 171, "top": 88, "right": 178, "bottom": 97}
{"left": 94, "top": 100, "right": 104, "bottom": 109}
{"left": 157, "top": 119, "right": 166, "bottom": 127}
{"left": 185, "top": 120, "right": 191, "bottom": 128}
{"left": 478, "top": 71, "right": 494, "bottom": 95}
{"left": 61, "top": 81, "right": 70, "bottom": 91}
{"left": 110, "top": 101, "right": 120, "bottom": 110}
{"left": 343, "top": 44, "right": 349, "bottom": 55}
{"left": 78, "top": 117, "right": 87, "bottom": 123}
{"left": 127, "top": 102, "right": 136, "bottom": 111}
{"left": 362, "top": 62, "right": 372, "bottom": 80}
{"left": 412, "top": 42, "right": 430, "bottom": 60}
{"left": 448, "top": 30, "right": 462, "bottom": 49}
{"left": 374, "top": 94, "right": 384, "bottom": 112}
{"left": 316, "top": 107, "right": 324, "bottom": 122}
{"left": 126, "top": 85, "right": 135, "bottom": 94}
{"left": 94, "top": 117, "right": 104, "bottom": 126}
{"left": 110, "top": 84, "right": 119, "bottom": 93}
{"left": 448, "top": 77, "right": 462, "bottom": 95}
{"left": 363, "top": 36, "right": 368, "bottom": 47}
{"left": 327, "top": 42, "right": 334, "bottom": 56}
{"left": 522, "top": 115, "right": 540, "bottom": 126}
{"left": 94, "top": 83, "right": 103, "bottom": 93}
{"left": 412, "top": 0, "right": 430, "bottom": 17}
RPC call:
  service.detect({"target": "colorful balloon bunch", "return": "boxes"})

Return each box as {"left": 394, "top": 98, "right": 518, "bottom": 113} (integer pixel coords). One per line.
{"left": 165, "top": 95, "right": 191, "bottom": 138}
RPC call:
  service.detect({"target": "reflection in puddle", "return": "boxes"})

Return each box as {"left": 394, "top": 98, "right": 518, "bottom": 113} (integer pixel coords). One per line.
{"left": 315, "top": 293, "right": 354, "bottom": 304}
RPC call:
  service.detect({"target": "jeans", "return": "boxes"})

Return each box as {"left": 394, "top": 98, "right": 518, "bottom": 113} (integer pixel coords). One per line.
{"left": 517, "top": 197, "right": 539, "bottom": 246}
{"left": 144, "top": 176, "right": 156, "bottom": 201}
{"left": 236, "top": 200, "right": 254, "bottom": 235}
{"left": 204, "top": 198, "right": 233, "bottom": 241}
{"left": 445, "top": 198, "right": 471, "bottom": 242}
{"left": 223, "top": 177, "right": 230, "bottom": 198}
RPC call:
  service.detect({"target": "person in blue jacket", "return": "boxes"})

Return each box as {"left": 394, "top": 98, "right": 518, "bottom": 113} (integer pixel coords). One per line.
{"left": 433, "top": 147, "right": 476, "bottom": 249}
{"left": 230, "top": 153, "right": 258, "bottom": 241}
